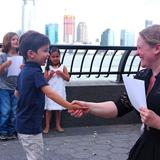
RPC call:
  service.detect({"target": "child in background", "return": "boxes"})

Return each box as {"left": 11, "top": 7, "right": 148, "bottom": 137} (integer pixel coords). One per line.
{"left": 15, "top": 31, "right": 85, "bottom": 160}
{"left": 43, "top": 47, "right": 69, "bottom": 133}
{"left": 0, "top": 32, "right": 19, "bottom": 141}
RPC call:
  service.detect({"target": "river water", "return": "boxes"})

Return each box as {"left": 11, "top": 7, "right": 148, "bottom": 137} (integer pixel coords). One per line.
{"left": 60, "top": 53, "right": 140, "bottom": 82}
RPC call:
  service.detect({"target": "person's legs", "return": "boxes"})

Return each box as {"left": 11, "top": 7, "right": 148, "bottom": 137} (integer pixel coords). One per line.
{"left": 7, "top": 90, "right": 17, "bottom": 138}
{"left": 0, "top": 89, "right": 11, "bottom": 140}
{"left": 18, "top": 133, "right": 44, "bottom": 160}
{"left": 43, "top": 111, "right": 52, "bottom": 134}
{"left": 55, "top": 111, "right": 64, "bottom": 132}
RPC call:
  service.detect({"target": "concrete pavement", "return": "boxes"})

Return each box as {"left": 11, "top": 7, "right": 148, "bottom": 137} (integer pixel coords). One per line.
{"left": 0, "top": 124, "right": 141, "bottom": 160}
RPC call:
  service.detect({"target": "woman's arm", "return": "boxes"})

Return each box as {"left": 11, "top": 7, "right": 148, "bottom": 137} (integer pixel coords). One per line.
{"left": 69, "top": 100, "right": 118, "bottom": 118}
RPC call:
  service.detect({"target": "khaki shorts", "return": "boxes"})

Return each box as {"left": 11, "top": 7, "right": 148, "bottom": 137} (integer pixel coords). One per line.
{"left": 18, "top": 133, "right": 44, "bottom": 160}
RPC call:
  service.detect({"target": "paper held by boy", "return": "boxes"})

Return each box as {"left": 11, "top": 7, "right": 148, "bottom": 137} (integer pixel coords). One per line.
{"left": 122, "top": 75, "right": 147, "bottom": 111}
{"left": 7, "top": 55, "right": 23, "bottom": 77}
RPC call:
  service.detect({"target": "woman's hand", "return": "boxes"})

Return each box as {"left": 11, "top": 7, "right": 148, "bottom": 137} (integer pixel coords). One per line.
{"left": 139, "top": 107, "right": 160, "bottom": 129}
{"left": 68, "top": 100, "right": 90, "bottom": 118}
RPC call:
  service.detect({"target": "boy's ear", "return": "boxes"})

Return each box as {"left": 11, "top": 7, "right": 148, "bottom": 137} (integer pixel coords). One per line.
{"left": 27, "top": 50, "right": 35, "bottom": 59}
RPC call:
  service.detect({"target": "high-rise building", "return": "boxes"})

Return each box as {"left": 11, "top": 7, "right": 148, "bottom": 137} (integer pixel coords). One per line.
{"left": 76, "top": 22, "right": 88, "bottom": 44}
{"left": 45, "top": 23, "right": 58, "bottom": 44}
{"left": 100, "top": 29, "right": 115, "bottom": 46}
{"left": 145, "top": 20, "right": 153, "bottom": 28}
{"left": 120, "top": 29, "right": 135, "bottom": 46}
{"left": 63, "top": 15, "right": 75, "bottom": 43}
{"left": 22, "top": 0, "right": 35, "bottom": 33}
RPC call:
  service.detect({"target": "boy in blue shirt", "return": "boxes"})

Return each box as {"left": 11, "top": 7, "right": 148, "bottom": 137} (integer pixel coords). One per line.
{"left": 15, "top": 31, "right": 85, "bottom": 160}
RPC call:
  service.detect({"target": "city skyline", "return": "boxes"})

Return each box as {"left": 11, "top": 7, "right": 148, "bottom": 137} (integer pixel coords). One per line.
{"left": 0, "top": 0, "right": 160, "bottom": 43}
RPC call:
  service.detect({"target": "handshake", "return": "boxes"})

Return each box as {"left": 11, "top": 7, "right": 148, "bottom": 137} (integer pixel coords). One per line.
{"left": 69, "top": 100, "right": 89, "bottom": 118}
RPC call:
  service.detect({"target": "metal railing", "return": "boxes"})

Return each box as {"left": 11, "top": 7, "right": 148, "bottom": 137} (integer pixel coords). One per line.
{"left": 50, "top": 45, "right": 140, "bottom": 82}
{"left": 0, "top": 44, "right": 139, "bottom": 82}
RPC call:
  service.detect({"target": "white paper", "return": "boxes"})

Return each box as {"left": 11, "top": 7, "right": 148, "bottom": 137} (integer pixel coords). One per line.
{"left": 7, "top": 56, "right": 23, "bottom": 76}
{"left": 122, "top": 75, "right": 147, "bottom": 111}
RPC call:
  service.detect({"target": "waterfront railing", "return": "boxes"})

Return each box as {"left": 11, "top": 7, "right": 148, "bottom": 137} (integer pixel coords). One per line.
{"left": 0, "top": 44, "right": 139, "bottom": 83}
{"left": 51, "top": 45, "right": 139, "bottom": 83}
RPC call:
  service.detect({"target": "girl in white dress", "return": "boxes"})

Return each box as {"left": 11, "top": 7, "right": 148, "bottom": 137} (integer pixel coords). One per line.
{"left": 43, "top": 47, "right": 70, "bottom": 133}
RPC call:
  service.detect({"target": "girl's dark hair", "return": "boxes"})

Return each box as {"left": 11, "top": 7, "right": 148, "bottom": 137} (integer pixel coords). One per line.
{"left": 2, "top": 32, "right": 19, "bottom": 53}
{"left": 45, "top": 47, "right": 61, "bottom": 71}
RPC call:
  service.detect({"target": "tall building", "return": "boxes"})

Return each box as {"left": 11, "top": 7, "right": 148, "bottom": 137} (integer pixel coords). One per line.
{"left": 63, "top": 15, "right": 75, "bottom": 43}
{"left": 22, "top": 0, "right": 35, "bottom": 33}
{"left": 76, "top": 22, "right": 88, "bottom": 44}
{"left": 45, "top": 23, "right": 58, "bottom": 44}
{"left": 100, "top": 29, "right": 115, "bottom": 46}
{"left": 145, "top": 20, "right": 153, "bottom": 28}
{"left": 120, "top": 29, "right": 135, "bottom": 46}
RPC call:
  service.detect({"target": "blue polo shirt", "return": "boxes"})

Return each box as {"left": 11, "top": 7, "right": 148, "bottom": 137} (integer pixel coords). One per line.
{"left": 16, "top": 61, "right": 48, "bottom": 134}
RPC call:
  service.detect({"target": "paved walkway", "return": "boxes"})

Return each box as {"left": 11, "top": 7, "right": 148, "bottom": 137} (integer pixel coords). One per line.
{"left": 0, "top": 124, "right": 141, "bottom": 160}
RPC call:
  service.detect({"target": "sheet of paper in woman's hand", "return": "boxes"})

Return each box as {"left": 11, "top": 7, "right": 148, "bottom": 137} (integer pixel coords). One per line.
{"left": 7, "top": 56, "right": 23, "bottom": 76}
{"left": 122, "top": 75, "right": 147, "bottom": 111}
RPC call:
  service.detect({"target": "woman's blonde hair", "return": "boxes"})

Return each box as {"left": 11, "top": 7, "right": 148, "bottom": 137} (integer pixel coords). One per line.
{"left": 139, "top": 24, "right": 160, "bottom": 46}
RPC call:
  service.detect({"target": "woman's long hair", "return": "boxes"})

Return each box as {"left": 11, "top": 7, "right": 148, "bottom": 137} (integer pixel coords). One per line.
{"left": 2, "top": 32, "right": 19, "bottom": 53}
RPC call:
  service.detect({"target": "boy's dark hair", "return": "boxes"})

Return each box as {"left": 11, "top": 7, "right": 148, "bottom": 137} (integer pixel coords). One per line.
{"left": 45, "top": 47, "right": 61, "bottom": 71}
{"left": 19, "top": 30, "right": 50, "bottom": 61}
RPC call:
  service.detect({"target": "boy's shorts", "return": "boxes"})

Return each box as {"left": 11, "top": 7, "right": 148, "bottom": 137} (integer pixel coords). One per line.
{"left": 18, "top": 133, "right": 44, "bottom": 160}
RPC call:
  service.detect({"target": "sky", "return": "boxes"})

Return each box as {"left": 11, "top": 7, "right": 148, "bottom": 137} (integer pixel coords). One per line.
{"left": 0, "top": 0, "right": 160, "bottom": 43}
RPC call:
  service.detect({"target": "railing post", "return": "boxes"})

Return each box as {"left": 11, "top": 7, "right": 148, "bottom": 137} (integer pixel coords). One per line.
{"left": 116, "top": 50, "right": 131, "bottom": 83}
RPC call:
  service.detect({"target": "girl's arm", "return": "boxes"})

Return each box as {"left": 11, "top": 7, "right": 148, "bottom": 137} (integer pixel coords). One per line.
{"left": 56, "top": 65, "right": 70, "bottom": 81}
{"left": 0, "top": 60, "right": 12, "bottom": 74}
{"left": 44, "top": 70, "right": 55, "bottom": 80}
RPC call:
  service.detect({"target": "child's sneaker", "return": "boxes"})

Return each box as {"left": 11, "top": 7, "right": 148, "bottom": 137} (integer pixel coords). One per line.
{"left": 0, "top": 135, "right": 8, "bottom": 141}
{"left": 7, "top": 134, "right": 17, "bottom": 140}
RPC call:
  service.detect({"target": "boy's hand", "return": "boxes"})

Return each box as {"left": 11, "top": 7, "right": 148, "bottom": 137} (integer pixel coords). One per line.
{"left": 68, "top": 100, "right": 89, "bottom": 118}
{"left": 20, "top": 64, "right": 25, "bottom": 70}
{"left": 68, "top": 109, "right": 86, "bottom": 118}
{"left": 69, "top": 103, "right": 88, "bottom": 111}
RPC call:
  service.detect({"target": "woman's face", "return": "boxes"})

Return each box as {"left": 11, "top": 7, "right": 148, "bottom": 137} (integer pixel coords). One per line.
{"left": 136, "top": 36, "right": 157, "bottom": 68}
{"left": 10, "top": 34, "right": 19, "bottom": 49}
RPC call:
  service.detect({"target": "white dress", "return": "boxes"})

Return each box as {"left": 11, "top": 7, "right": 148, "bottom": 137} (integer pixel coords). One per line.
{"left": 45, "top": 65, "right": 67, "bottom": 111}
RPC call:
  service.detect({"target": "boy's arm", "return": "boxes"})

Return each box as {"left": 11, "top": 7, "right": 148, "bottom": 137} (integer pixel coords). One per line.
{"left": 41, "top": 85, "right": 85, "bottom": 110}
